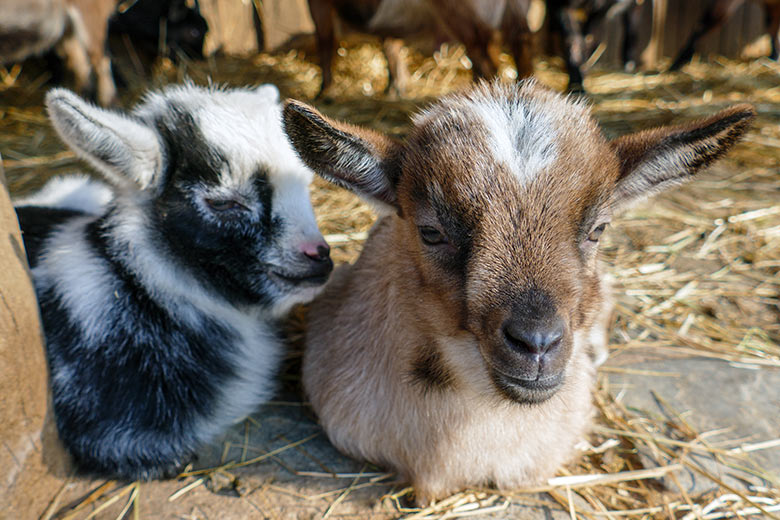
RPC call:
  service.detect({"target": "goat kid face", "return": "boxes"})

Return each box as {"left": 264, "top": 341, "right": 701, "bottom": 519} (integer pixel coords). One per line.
{"left": 284, "top": 81, "right": 753, "bottom": 404}
{"left": 399, "top": 121, "right": 611, "bottom": 402}
{"left": 46, "top": 85, "right": 332, "bottom": 313}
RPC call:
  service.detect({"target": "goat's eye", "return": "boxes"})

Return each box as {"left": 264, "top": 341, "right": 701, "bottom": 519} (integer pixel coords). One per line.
{"left": 205, "top": 199, "right": 245, "bottom": 212}
{"left": 419, "top": 226, "right": 447, "bottom": 246}
{"left": 587, "top": 223, "right": 607, "bottom": 242}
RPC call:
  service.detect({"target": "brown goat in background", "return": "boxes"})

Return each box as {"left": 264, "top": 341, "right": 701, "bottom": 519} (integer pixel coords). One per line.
{"left": 0, "top": 0, "right": 117, "bottom": 106}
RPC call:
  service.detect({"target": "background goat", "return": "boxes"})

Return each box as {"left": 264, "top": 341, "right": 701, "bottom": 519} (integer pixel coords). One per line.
{"left": 306, "top": 0, "right": 640, "bottom": 96}
{"left": 14, "top": 84, "right": 333, "bottom": 479}
{"left": 1, "top": 0, "right": 118, "bottom": 106}
{"left": 109, "top": 0, "right": 209, "bottom": 61}
{"left": 283, "top": 80, "right": 754, "bottom": 504}
{"left": 307, "top": 0, "right": 533, "bottom": 96}
{"left": 670, "top": 0, "right": 780, "bottom": 70}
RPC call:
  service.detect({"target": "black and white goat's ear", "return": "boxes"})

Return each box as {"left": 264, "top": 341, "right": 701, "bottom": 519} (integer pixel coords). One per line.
{"left": 283, "top": 100, "right": 401, "bottom": 214}
{"left": 610, "top": 104, "right": 755, "bottom": 212}
{"left": 46, "top": 88, "right": 162, "bottom": 190}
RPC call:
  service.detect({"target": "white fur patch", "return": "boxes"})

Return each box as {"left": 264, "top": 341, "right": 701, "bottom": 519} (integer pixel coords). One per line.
{"left": 469, "top": 96, "right": 558, "bottom": 185}
{"left": 412, "top": 82, "right": 594, "bottom": 187}
{"left": 34, "top": 216, "right": 121, "bottom": 346}
{"left": 14, "top": 175, "right": 113, "bottom": 214}
{"left": 136, "top": 84, "right": 312, "bottom": 189}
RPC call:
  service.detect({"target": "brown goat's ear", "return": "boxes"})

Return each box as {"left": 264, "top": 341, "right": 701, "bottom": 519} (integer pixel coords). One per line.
{"left": 610, "top": 104, "right": 755, "bottom": 211}
{"left": 283, "top": 100, "right": 401, "bottom": 214}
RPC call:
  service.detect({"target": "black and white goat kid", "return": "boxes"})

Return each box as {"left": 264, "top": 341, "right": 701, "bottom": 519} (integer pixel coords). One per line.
{"left": 14, "top": 84, "right": 333, "bottom": 479}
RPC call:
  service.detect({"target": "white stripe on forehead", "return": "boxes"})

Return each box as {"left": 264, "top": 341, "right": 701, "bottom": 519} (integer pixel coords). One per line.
{"left": 468, "top": 96, "right": 558, "bottom": 184}
{"left": 414, "top": 81, "right": 591, "bottom": 186}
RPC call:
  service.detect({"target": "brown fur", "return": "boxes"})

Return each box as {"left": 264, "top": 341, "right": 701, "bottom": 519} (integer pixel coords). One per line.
{"left": 285, "top": 81, "right": 755, "bottom": 504}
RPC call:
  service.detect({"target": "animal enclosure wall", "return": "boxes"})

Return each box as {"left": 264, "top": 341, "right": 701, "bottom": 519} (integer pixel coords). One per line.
{"left": 557, "top": 0, "right": 769, "bottom": 68}
{"left": 232, "top": 1, "right": 771, "bottom": 67}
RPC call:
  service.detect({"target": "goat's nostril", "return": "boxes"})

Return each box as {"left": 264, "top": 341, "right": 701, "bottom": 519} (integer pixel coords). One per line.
{"left": 303, "top": 241, "right": 331, "bottom": 261}
{"left": 502, "top": 320, "right": 564, "bottom": 355}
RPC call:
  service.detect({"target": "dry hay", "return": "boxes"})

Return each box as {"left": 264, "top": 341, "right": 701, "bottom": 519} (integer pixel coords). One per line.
{"left": 2, "top": 38, "right": 779, "bottom": 520}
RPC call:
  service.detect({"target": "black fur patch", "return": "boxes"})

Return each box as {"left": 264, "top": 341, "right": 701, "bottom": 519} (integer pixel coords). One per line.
{"left": 155, "top": 104, "right": 227, "bottom": 188}
{"left": 153, "top": 181, "right": 280, "bottom": 306}
{"left": 150, "top": 105, "right": 281, "bottom": 306}
{"left": 36, "top": 217, "right": 240, "bottom": 479}
{"left": 409, "top": 344, "right": 454, "bottom": 392}
{"left": 15, "top": 206, "right": 87, "bottom": 267}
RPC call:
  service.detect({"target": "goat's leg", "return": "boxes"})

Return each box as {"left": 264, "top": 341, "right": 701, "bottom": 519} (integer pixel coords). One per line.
{"left": 555, "top": 6, "right": 587, "bottom": 93}
{"left": 669, "top": 0, "right": 745, "bottom": 70}
{"left": 58, "top": 35, "right": 91, "bottom": 96}
{"left": 766, "top": 4, "right": 780, "bottom": 60}
{"left": 427, "top": 0, "right": 498, "bottom": 80}
{"left": 86, "top": 25, "right": 116, "bottom": 106}
{"left": 93, "top": 55, "right": 116, "bottom": 107}
{"left": 308, "top": 0, "right": 336, "bottom": 97}
{"left": 502, "top": 0, "right": 534, "bottom": 80}
{"left": 382, "top": 37, "right": 409, "bottom": 97}
{"left": 621, "top": 0, "right": 644, "bottom": 72}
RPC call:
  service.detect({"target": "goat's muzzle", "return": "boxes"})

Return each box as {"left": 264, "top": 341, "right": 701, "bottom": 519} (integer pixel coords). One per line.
{"left": 486, "top": 291, "right": 572, "bottom": 403}
{"left": 268, "top": 241, "right": 333, "bottom": 288}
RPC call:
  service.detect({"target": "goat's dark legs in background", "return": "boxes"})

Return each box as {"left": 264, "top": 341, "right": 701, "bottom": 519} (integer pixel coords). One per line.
{"left": 621, "top": 0, "right": 644, "bottom": 72}
{"left": 766, "top": 4, "right": 780, "bottom": 59}
{"left": 427, "top": 0, "right": 499, "bottom": 79}
{"left": 502, "top": 0, "right": 534, "bottom": 80}
{"left": 308, "top": 0, "right": 336, "bottom": 96}
{"left": 669, "top": 0, "right": 745, "bottom": 70}
{"left": 552, "top": 5, "right": 587, "bottom": 93}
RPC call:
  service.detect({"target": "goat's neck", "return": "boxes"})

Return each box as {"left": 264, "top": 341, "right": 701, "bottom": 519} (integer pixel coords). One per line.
{"left": 101, "top": 200, "right": 262, "bottom": 322}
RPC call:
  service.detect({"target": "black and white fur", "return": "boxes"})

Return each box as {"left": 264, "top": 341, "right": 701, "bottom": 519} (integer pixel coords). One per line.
{"left": 14, "top": 84, "right": 333, "bottom": 479}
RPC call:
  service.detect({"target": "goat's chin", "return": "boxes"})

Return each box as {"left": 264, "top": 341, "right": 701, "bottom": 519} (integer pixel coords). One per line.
{"left": 489, "top": 368, "right": 566, "bottom": 404}
{"left": 267, "top": 284, "right": 327, "bottom": 319}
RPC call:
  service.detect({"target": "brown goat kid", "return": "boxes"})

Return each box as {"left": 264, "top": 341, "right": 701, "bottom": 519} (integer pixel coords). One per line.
{"left": 283, "top": 81, "right": 754, "bottom": 504}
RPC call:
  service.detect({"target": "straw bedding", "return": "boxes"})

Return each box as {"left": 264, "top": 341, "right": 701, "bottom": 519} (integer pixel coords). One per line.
{"left": 1, "top": 40, "right": 778, "bottom": 519}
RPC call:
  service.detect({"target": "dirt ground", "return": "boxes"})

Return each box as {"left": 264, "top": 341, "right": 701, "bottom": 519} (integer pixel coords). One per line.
{"left": 1, "top": 42, "right": 779, "bottom": 519}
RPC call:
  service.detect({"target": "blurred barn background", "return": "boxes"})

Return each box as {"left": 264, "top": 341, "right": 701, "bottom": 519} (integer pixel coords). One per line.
{"left": 216, "top": 0, "right": 775, "bottom": 67}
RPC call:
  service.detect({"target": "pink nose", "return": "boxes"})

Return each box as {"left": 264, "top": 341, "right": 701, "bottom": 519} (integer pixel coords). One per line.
{"left": 301, "top": 240, "right": 331, "bottom": 261}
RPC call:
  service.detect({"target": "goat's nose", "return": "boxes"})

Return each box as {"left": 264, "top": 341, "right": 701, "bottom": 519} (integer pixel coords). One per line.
{"left": 502, "top": 317, "right": 565, "bottom": 356}
{"left": 301, "top": 241, "right": 331, "bottom": 262}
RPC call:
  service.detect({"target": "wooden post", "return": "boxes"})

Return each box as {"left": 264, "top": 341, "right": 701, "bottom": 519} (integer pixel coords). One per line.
{"left": 199, "top": 0, "right": 260, "bottom": 56}
{"left": 0, "top": 157, "right": 71, "bottom": 520}
{"left": 258, "top": 0, "right": 315, "bottom": 51}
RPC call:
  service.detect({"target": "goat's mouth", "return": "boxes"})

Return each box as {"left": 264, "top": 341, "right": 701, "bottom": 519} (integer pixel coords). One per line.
{"left": 490, "top": 367, "right": 564, "bottom": 404}
{"left": 268, "top": 270, "right": 330, "bottom": 287}
{"left": 268, "top": 266, "right": 332, "bottom": 288}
